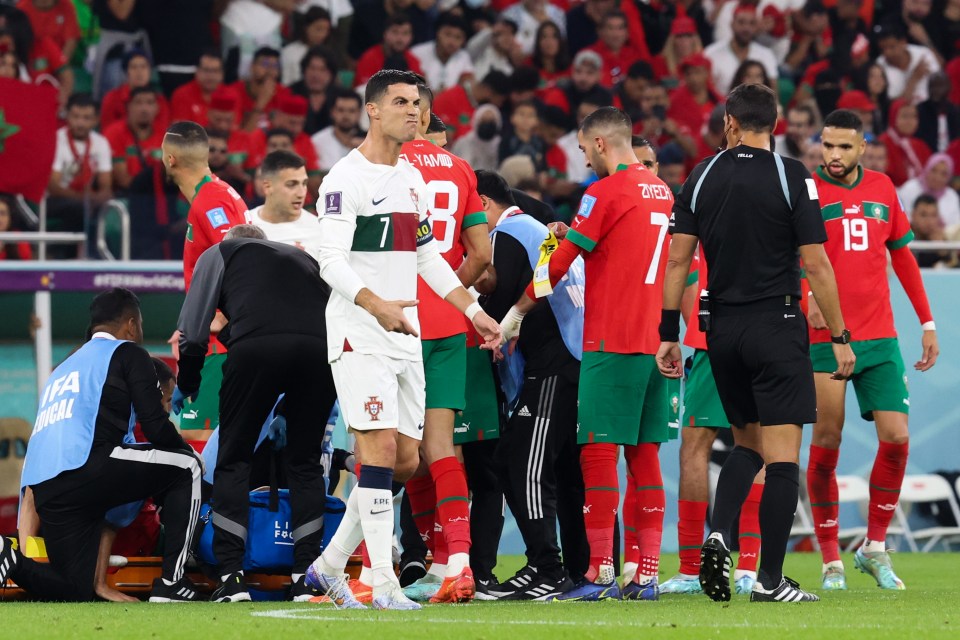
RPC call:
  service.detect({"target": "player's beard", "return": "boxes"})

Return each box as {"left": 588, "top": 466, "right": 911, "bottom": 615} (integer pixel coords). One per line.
{"left": 827, "top": 159, "right": 858, "bottom": 180}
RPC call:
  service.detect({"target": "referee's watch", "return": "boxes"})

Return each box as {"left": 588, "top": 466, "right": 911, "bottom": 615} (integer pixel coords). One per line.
{"left": 831, "top": 329, "right": 851, "bottom": 345}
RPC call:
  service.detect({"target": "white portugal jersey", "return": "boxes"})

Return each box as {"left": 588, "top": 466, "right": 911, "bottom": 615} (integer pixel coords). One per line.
{"left": 246, "top": 206, "right": 324, "bottom": 263}
{"left": 317, "top": 149, "right": 437, "bottom": 362}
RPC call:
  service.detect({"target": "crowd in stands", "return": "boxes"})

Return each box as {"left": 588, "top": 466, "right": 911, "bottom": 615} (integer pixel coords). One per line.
{"left": 2, "top": 0, "right": 960, "bottom": 265}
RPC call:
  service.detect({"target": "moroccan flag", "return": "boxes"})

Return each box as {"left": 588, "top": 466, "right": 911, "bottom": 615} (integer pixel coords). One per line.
{"left": 0, "top": 79, "right": 58, "bottom": 203}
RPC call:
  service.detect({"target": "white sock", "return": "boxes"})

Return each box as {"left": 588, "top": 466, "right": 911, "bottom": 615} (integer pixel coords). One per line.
{"left": 636, "top": 573, "right": 657, "bottom": 585}
{"left": 291, "top": 573, "right": 304, "bottom": 583}
{"left": 823, "top": 561, "right": 843, "bottom": 573}
{"left": 597, "top": 564, "right": 616, "bottom": 585}
{"left": 734, "top": 569, "right": 757, "bottom": 581}
{"left": 359, "top": 565, "right": 373, "bottom": 586}
{"left": 318, "top": 488, "right": 364, "bottom": 574}
{"left": 427, "top": 562, "right": 446, "bottom": 579}
{"left": 356, "top": 485, "right": 397, "bottom": 592}
{"left": 446, "top": 552, "right": 470, "bottom": 577}
{"left": 862, "top": 538, "right": 886, "bottom": 554}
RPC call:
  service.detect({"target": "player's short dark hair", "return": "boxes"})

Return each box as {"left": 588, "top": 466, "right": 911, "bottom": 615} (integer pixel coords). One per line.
{"left": 89, "top": 288, "right": 140, "bottom": 328}
{"left": 225, "top": 224, "right": 267, "bottom": 240}
{"left": 166, "top": 120, "right": 209, "bottom": 147}
{"left": 265, "top": 127, "right": 295, "bottom": 143}
{"left": 417, "top": 80, "right": 434, "bottom": 108}
{"left": 385, "top": 12, "right": 413, "bottom": 29}
{"left": 475, "top": 170, "right": 517, "bottom": 207}
{"left": 253, "top": 46, "right": 281, "bottom": 62}
{"left": 434, "top": 12, "right": 468, "bottom": 35}
{"left": 67, "top": 92, "right": 97, "bottom": 112}
{"left": 913, "top": 193, "right": 938, "bottom": 209}
{"left": 580, "top": 106, "right": 632, "bottom": 140}
{"left": 365, "top": 69, "right": 420, "bottom": 105}
{"left": 823, "top": 109, "right": 864, "bottom": 134}
{"left": 261, "top": 149, "right": 306, "bottom": 177}
{"left": 725, "top": 83, "right": 778, "bottom": 133}
{"left": 631, "top": 135, "right": 654, "bottom": 151}
{"left": 427, "top": 113, "right": 447, "bottom": 134}
{"left": 300, "top": 45, "right": 338, "bottom": 77}
{"left": 152, "top": 357, "right": 175, "bottom": 386}
{"left": 129, "top": 86, "right": 158, "bottom": 101}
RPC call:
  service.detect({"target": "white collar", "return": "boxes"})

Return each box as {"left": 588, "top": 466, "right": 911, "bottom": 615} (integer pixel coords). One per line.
{"left": 496, "top": 206, "right": 522, "bottom": 227}
{"left": 91, "top": 331, "right": 119, "bottom": 341}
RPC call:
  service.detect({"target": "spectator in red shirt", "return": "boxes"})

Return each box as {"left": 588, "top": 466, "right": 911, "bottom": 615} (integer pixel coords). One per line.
{"left": 528, "top": 20, "right": 571, "bottom": 88}
{"left": 432, "top": 70, "right": 511, "bottom": 140}
{"left": 100, "top": 49, "right": 171, "bottom": 131}
{"left": 16, "top": 0, "right": 79, "bottom": 61}
{"left": 586, "top": 11, "right": 649, "bottom": 88}
{"left": 0, "top": 195, "right": 32, "bottom": 261}
{"left": 668, "top": 53, "right": 722, "bottom": 137}
{"left": 650, "top": 16, "right": 702, "bottom": 90}
{"left": 354, "top": 13, "right": 423, "bottom": 89}
{"left": 230, "top": 46, "right": 290, "bottom": 133}
{"left": 170, "top": 50, "right": 229, "bottom": 127}
{"left": 0, "top": 5, "right": 73, "bottom": 108}
{"left": 243, "top": 94, "right": 323, "bottom": 198}
{"left": 104, "top": 86, "right": 166, "bottom": 191}
{"left": 880, "top": 99, "right": 933, "bottom": 186}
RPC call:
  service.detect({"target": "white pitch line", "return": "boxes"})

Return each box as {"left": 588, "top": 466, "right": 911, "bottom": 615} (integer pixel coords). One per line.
{"left": 250, "top": 609, "right": 900, "bottom": 629}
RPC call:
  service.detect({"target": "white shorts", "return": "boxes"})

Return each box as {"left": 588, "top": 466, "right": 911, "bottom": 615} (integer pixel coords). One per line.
{"left": 331, "top": 351, "right": 426, "bottom": 441}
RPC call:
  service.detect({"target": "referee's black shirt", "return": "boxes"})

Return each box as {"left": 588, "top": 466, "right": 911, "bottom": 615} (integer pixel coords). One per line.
{"left": 670, "top": 146, "right": 827, "bottom": 304}
{"left": 177, "top": 239, "right": 330, "bottom": 392}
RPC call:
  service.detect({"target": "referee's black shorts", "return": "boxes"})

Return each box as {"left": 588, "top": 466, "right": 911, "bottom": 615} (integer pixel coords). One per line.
{"left": 706, "top": 298, "right": 817, "bottom": 428}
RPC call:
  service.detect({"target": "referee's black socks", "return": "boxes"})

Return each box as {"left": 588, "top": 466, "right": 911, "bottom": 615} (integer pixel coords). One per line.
{"left": 710, "top": 446, "right": 764, "bottom": 543}
{"left": 758, "top": 462, "right": 800, "bottom": 589}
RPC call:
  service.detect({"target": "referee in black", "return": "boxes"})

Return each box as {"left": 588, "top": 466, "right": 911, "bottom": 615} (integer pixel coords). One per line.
{"left": 656, "top": 83, "right": 855, "bottom": 603}
{"left": 177, "top": 224, "right": 337, "bottom": 603}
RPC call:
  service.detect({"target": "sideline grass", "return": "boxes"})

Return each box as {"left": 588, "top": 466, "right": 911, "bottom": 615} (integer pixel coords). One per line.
{"left": 2, "top": 554, "right": 957, "bottom": 640}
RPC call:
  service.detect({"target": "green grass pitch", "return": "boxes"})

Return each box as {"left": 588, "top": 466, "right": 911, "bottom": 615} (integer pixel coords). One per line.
{"left": 2, "top": 554, "right": 957, "bottom": 640}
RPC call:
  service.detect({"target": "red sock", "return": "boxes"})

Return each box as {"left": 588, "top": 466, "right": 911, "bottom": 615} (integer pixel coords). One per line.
{"left": 623, "top": 473, "right": 639, "bottom": 566}
{"left": 807, "top": 445, "right": 841, "bottom": 563}
{"left": 430, "top": 456, "right": 471, "bottom": 556}
{"left": 867, "top": 440, "right": 909, "bottom": 542}
{"left": 405, "top": 474, "right": 437, "bottom": 553}
{"left": 625, "top": 443, "right": 664, "bottom": 579}
{"left": 736, "top": 483, "right": 762, "bottom": 572}
{"left": 677, "top": 500, "right": 708, "bottom": 575}
{"left": 580, "top": 443, "right": 620, "bottom": 582}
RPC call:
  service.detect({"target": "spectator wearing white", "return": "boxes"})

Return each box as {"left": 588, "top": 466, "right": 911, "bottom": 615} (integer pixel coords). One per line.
{"left": 451, "top": 104, "right": 503, "bottom": 172}
{"left": 49, "top": 93, "right": 113, "bottom": 208}
{"left": 502, "top": 0, "right": 567, "bottom": 56}
{"left": 220, "top": 0, "right": 284, "bottom": 80}
{"left": 410, "top": 13, "right": 474, "bottom": 92}
{"left": 282, "top": 7, "right": 333, "bottom": 85}
{"left": 876, "top": 21, "right": 940, "bottom": 104}
{"left": 774, "top": 104, "right": 817, "bottom": 161}
{"left": 468, "top": 18, "right": 525, "bottom": 80}
{"left": 898, "top": 153, "right": 960, "bottom": 227}
{"left": 312, "top": 89, "right": 365, "bottom": 172}
{"left": 703, "top": 5, "right": 779, "bottom": 99}
{"left": 247, "top": 150, "right": 324, "bottom": 262}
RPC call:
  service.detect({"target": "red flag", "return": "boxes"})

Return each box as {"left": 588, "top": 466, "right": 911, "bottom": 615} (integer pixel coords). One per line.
{"left": 0, "top": 79, "right": 58, "bottom": 203}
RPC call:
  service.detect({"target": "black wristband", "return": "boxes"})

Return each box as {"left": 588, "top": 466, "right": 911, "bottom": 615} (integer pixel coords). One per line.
{"left": 659, "top": 309, "right": 681, "bottom": 342}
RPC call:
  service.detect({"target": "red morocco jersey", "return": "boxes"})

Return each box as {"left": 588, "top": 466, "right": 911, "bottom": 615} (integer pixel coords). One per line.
{"left": 184, "top": 175, "right": 247, "bottom": 290}
{"left": 567, "top": 164, "right": 673, "bottom": 355}
{"left": 810, "top": 166, "right": 914, "bottom": 344}
{"left": 683, "top": 247, "right": 708, "bottom": 351}
{"left": 402, "top": 140, "right": 487, "bottom": 340}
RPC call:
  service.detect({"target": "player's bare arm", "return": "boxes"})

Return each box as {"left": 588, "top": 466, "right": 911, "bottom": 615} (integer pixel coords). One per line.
{"left": 657, "top": 232, "right": 697, "bottom": 378}
{"left": 456, "top": 223, "right": 493, "bottom": 287}
{"left": 798, "top": 243, "right": 856, "bottom": 379}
